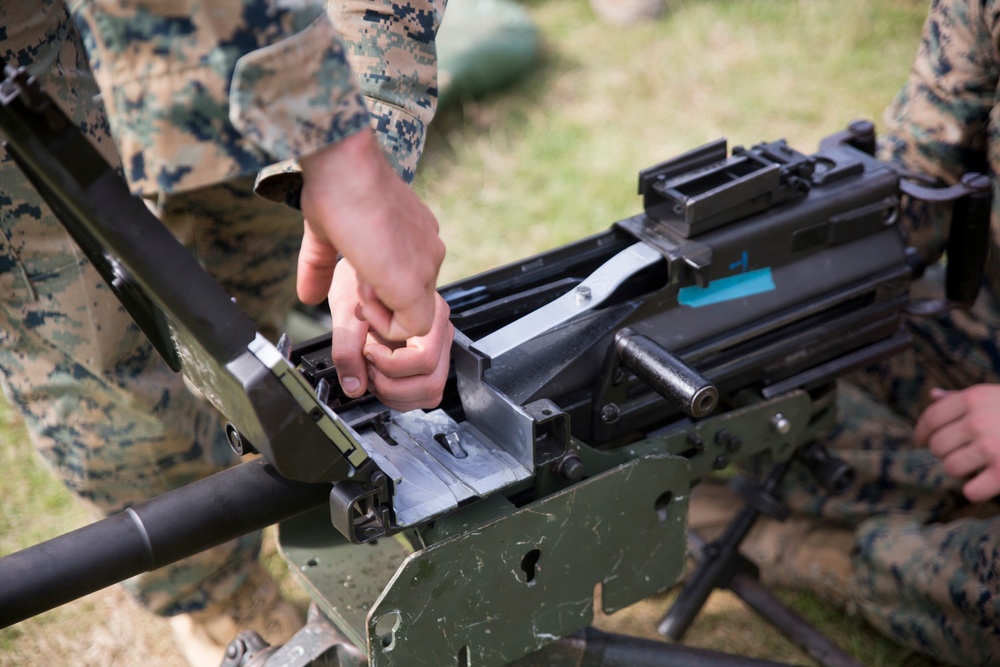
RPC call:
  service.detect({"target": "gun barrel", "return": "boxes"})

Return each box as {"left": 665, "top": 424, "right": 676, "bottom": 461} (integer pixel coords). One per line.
{"left": 0, "top": 457, "right": 330, "bottom": 627}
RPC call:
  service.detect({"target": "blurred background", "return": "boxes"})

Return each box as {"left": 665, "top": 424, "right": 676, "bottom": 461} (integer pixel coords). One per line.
{"left": 1, "top": 1, "right": 939, "bottom": 665}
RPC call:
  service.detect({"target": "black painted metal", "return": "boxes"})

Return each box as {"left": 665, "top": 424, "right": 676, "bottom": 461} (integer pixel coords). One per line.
{"left": 0, "top": 458, "right": 330, "bottom": 627}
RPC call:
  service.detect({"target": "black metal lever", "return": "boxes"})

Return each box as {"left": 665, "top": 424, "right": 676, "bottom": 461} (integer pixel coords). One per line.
{"left": 616, "top": 328, "right": 719, "bottom": 418}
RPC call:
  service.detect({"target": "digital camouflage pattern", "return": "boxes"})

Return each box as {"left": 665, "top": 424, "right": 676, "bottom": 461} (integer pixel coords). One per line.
{"left": 0, "top": 0, "right": 266, "bottom": 616}
{"left": 775, "top": 1, "right": 1000, "bottom": 663}
{"left": 329, "top": 0, "right": 442, "bottom": 183}
{"left": 0, "top": 0, "right": 442, "bottom": 617}
{"left": 257, "top": 0, "right": 444, "bottom": 206}
{"left": 74, "top": 0, "right": 443, "bottom": 202}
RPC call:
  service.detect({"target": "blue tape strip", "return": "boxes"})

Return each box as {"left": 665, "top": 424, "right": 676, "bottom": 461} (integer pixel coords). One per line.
{"left": 678, "top": 267, "right": 776, "bottom": 308}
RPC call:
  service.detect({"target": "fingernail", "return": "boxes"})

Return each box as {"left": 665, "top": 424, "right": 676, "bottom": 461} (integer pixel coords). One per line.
{"left": 365, "top": 354, "right": 374, "bottom": 364}
{"left": 341, "top": 376, "right": 361, "bottom": 394}
{"left": 367, "top": 367, "right": 375, "bottom": 383}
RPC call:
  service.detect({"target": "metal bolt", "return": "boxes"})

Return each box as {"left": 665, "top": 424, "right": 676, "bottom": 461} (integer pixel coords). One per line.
{"left": 725, "top": 436, "right": 742, "bottom": 453}
{"left": 444, "top": 431, "right": 467, "bottom": 459}
{"left": 575, "top": 284, "right": 592, "bottom": 306}
{"left": 226, "top": 641, "right": 241, "bottom": 659}
{"left": 225, "top": 422, "right": 255, "bottom": 456}
{"left": 713, "top": 454, "right": 729, "bottom": 470}
{"left": 770, "top": 413, "right": 792, "bottom": 435}
{"left": 686, "top": 433, "right": 704, "bottom": 452}
{"left": 434, "top": 431, "right": 467, "bottom": 458}
{"left": 556, "top": 453, "right": 585, "bottom": 482}
{"left": 600, "top": 403, "right": 620, "bottom": 423}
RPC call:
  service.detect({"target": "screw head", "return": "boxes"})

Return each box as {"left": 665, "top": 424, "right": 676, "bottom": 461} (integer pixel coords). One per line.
{"left": 226, "top": 641, "right": 241, "bottom": 659}
{"left": 771, "top": 413, "right": 792, "bottom": 435}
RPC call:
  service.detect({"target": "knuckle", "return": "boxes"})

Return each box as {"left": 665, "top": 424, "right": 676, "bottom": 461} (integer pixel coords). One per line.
{"left": 941, "top": 457, "right": 963, "bottom": 477}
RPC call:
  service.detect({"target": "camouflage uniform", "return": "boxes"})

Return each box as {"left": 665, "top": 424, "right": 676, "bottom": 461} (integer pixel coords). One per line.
{"left": 0, "top": 0, "right": 442, "bottom": 616}
{"left": 777, "top": 1, "right": 1000, "bottom": 663}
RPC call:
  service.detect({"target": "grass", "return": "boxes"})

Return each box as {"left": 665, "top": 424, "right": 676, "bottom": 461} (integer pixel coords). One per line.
{"left": 421, "top": 0, "right": 929, "bottom": 282}
{"left": 1, "top": 0, "right": 945, "bottom": 665}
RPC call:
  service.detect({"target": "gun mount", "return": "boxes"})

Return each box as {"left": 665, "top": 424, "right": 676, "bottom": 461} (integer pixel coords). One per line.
{"left": 0, "top": 65, "right": 991, "bottom": 667}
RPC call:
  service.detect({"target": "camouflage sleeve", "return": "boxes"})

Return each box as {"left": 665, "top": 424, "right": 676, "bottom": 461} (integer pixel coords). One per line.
{"left": 254, "top": 1, "right": 444, "bottom": 207}
{"left": 72, "top": 0, "right": 370, "bottom": 196}
{"left": 329, "top": 1, "right": 444, "bottom": 184}
{"left": 877, "top": 0, "right": 1000, "bottom": 264}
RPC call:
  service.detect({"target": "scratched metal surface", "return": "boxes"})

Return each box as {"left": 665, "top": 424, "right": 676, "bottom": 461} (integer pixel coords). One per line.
{"left": 365, "top": 454, "right": 690, "bottom": 667}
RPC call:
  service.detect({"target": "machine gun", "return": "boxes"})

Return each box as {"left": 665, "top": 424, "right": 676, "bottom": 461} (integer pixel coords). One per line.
{"left": 0, "top": 63, "right": 991, "bottom": 666}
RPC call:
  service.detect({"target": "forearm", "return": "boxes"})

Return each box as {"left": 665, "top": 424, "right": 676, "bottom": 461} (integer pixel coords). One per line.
{"left": 876, "top": 0, "right": 1000, "bottom": 263}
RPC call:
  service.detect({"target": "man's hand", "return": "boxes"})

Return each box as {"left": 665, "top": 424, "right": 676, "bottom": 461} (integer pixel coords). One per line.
{"left": 297, "top": 127, "right": 445, "bottom": 341}
{"left": 328, "top": 259, "right": 453, "bottom": 410}
{"left": 915, "top": 384, "right": 1000, "bottom": 503}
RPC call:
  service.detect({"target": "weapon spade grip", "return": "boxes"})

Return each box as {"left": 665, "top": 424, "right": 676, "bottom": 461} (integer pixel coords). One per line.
{"left": 615, "top": 328, "right": 718, "bottom": 418}
{"left": 946, "top": 173, "right": 992, "bottom": 308}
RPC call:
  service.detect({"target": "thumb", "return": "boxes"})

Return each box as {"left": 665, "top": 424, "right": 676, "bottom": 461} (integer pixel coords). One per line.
{"left": 297, "top": 224, "right": 339, "bottom": 305}
{"left": 328, "top": 261, "right": 371, "bottom": 399}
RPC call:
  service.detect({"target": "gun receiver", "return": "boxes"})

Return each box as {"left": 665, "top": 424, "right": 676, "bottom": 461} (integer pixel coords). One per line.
{"left": 0, "top": 65, "right": 991, "bottom": 666}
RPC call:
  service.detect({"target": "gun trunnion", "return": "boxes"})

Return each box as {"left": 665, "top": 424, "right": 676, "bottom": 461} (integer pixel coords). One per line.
{"left": 0, "top": 65, "right": 991, "bottom": 666}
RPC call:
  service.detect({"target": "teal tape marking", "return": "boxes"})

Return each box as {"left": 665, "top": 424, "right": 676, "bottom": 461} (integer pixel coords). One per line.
{"left": 678, "top": 267, "right": 776, "bottom": 308}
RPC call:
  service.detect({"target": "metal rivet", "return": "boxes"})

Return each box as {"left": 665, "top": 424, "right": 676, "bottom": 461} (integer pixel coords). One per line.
{"left": 771, "top": 413, "right": 792, "bottom": 435}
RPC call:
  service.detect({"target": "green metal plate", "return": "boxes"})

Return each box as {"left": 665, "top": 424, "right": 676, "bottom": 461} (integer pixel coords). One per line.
{"left": 367, "top": 453, "right": 690, "bottom": 667}
{"left": 277, "top": 391, "right": 826, "bottom": 666}
{"left": 278, "top": 509, "right": 412, "bottom": 650}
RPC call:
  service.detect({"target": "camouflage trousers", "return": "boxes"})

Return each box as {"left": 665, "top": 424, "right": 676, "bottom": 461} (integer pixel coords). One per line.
{"left": 779, "top": 269, "right": 1000, "bottom": 666}
{"left": 0, "top": 1, "right": 302, "bottom": 616}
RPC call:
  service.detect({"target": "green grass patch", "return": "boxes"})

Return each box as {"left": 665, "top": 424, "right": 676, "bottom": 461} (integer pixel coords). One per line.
{"left": 419, "top": 0, "right": 928, "bottom": 282}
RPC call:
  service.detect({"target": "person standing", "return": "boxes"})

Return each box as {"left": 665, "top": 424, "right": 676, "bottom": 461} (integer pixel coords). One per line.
{"left": 0, "top": 1, "right": 451, "bottom": 664}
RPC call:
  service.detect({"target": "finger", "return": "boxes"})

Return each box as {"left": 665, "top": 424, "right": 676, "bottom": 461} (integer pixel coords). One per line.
{"left": 367, "top": 336, "right": 452, "bottom": 409}
{"left": 385, "top": 289, "right": 437, "bottom": 340}
{"left": 365, "top": 308, "right": 455, "bottom": 410}
{"left": 925, "top": 418, "right": 974, "bottom": 460}
{"left": 964, "top": 465, "right": 1000, "bottom": 503}
{"left": 914, "top": 392, "right": 967, "bottom": 447}
{"left": 331, "top": 317, "right": 370, "bottom": 398}
{"left": 297, "top": 224, "right": 339, "bottom": 305}
{"left": 328, "top": 266, "right": 370, "bottom": 398}
{"left": 365, "top": 299, "right": 452, "bottom": 379}
{"left": 357, "top": 276, "right": 437, "bottom": 341}
{"left": 368, "top": 380, "right": 445, "bottom": 410}
{"left": 365, "top": 325, "right": 453, "bottom": 380}
{"left": 358, "top": 281, "right": 377, "bottom": 306}
{"left": 939, "top": 441, "right": 988, "bottom": 480}
{"left": 358, "top": 292, "right": 394, "bottom": 340}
